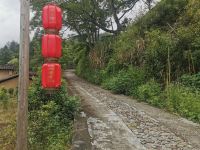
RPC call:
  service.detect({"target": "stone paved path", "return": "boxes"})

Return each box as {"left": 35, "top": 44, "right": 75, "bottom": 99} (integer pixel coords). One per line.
{"left": 65, "top": 70, "right": 200, "bottom": 150}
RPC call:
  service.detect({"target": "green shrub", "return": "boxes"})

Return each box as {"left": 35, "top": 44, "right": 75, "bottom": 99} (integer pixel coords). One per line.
{"left": 165, "top": 84, "right": 200, "bottom": 123}
{"left": 76, "top": 54, "right": 106, "bottom": 85}
{"left": 105, "top": 58, "right": 122, "bottom": 75}
{"left": 8, "top": 88, "right": 14, "bottom": 96}
{"left": 86, "top": 69, "right": 102, "bottom": 85}
{"left": 0, "top": 88, "right": 9, "bottom": 109}
{"left": 180, "top": 73, "right": 200, "bottom": 89}
{"left": 137, "top": 80, "right": 163, "bottom": 107}
{"left": 28, "top": 76, "right": 80, "bottom": 149}
{"left": 1, "top": 87, "right": 7, "bottom": 94}
{"left": 15, "top": 87, "right": 18, "bottom": 96}
{"left": 76, "top": 56, "right": 89, "bottom": 77}
{"left": 137, "top": 0, "right": 188, "bottom": 28}
{"left": 0, "top": 89, "right": 8, "bottom": 101}
{"left": 71, "top": 0, "right": 200, "bottom": 124}
{"left": 145, "top": 29, "right": 177, "bottom": 81}
{"left": 102, "top": 67, "right": 145, "bottom": 95}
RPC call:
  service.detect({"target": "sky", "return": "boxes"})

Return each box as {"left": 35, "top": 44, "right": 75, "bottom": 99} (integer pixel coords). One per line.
{"left": 0, "top": 0, "right": 20, "bottom": 48}
{"left": 0, "top": 0, "right": 159, "bottom": 48}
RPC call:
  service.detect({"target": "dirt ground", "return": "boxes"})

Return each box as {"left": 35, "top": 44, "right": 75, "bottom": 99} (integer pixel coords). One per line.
{"left": 64, "top": 70, "right": 200, "bottom": 150}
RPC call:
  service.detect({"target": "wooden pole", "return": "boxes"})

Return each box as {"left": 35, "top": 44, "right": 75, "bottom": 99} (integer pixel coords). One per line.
{"left": 17, "top": 0, "right": 30, "bottom": 149}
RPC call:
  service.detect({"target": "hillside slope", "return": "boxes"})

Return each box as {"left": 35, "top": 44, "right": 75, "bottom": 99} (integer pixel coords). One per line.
{"left": 68, "top": 0, "right": 200, "bottom": 123}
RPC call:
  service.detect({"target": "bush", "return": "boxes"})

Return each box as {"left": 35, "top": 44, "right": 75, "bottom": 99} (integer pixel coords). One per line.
{"left": 76, "top": 55, "right": 106, "bottom": 85}
{"left": 180, "top": 73, "right": 200, "bottom": 89}
{"left": 104, "top": 58, "right": 122, "bottom": 75}
{"left": 85, "top": 69, "right": 103, "bottom": 85}
{"left": 28, "top": 76, "right": 80, "bottom": 149}
{"left": 0, "top": 89, "right": 8, "bottom": 101}
{"left": 137, "top": 0, "right": 188, "bottom": 28}
{"left": 165, "top": 84, "right": 200, "bottom": 123}
{"left": 0, "top": 88, "right": 9, "bottom": 109}
{"left": 8, "top": 88, "right": 14, "bottom": 96}
{"left": 102, "top": 67, "right": 145, "bottom": 95}
{"left": 137, "top": 80, "right": 163, "bottom": 107}
{"left": 1, "top": 87, "right": 7, "bottom": 94}
{"left": 72, "top": 0, "right": 200, "bottom": 124}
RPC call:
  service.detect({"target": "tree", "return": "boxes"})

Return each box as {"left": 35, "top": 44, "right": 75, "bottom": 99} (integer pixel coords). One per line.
{"left": 143, "top": 0, "right": 155, "bottom": 10}
{"left": 62, "top": 0, "right": 140, "bottom": 35}
{"left": 8, "top": 58, "right": 19, "bottom": 71}
{"left": 30, "top": 0, "right": 141, "bottom": 37}
{"left": 0, "top": 41, "right": 19, "bottom": 65}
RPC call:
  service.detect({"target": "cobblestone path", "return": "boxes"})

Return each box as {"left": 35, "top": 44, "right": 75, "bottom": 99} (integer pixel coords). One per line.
{"left": 65, "top": 70, "right": 200, "bottom": 150}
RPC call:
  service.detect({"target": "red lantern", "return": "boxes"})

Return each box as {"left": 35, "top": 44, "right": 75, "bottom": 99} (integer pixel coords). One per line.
{"left": 42, "top": 34, "right": 62, "bottom": 58}
{"left": 42, "top": 4, "right": 62, "bottom": 30}
{"left": 42, "top": 63, "right": 61, "bottom": 88}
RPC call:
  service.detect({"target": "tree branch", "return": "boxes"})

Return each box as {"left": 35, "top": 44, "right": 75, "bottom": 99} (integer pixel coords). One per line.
{"left": 119, "top": 1, "right": 138, "bottom": 21}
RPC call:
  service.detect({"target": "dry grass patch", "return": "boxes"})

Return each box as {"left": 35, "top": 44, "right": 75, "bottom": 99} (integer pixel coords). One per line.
{"left": 0, "top": 99, "right": 17, "bottom": 150}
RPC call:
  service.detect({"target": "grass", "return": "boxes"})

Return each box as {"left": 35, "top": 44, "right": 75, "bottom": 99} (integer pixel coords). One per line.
{"left": 0, "top": 99, "right": 17, "bottom": 150}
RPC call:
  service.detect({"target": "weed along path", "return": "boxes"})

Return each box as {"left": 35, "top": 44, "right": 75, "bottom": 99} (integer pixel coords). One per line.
{"left": 64, "top": 70, "right": 200, "bottom": 150}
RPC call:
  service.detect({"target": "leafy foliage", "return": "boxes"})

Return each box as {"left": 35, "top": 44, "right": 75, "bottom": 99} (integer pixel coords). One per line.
{"left": 59, "top": 40, "right": 77, "bottom": 69}
{"left": 102, "top": 67, "right": 145, "bottom": 95}
{"left": 69, "top": 0, "right": 200, "bottom": 123}
{"left": 180, "top": 73, "right": 200, "bottom": 89}
{"left": 0, "top": 88, "right": 9, "bottom": 110}
{"left": 165, "top": 85, "right": 200, "bottom": 122}
{"left": 0, "top": 41, "right": 19, "bottom": 65}
{"left": 0, "top": 90, "right": 17, "bottom": 149}
{"left": 29, "top": 37, "right": 43, "bottom": 72}
{"left": 28, "top": 76, "right": 79, "bottom": 149}
{"left": 137, "top": 80, "right": 162, "bottom": 106}
{"left": 0, "top": 100, "right": 17, "bottom": 150}
{"left": 137, "top": 0, "right": 188, "bottom": 28}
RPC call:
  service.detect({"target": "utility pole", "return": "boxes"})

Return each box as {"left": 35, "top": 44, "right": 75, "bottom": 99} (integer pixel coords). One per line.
{"left": 17, "top": 0, "right": 30, "bottom": 149}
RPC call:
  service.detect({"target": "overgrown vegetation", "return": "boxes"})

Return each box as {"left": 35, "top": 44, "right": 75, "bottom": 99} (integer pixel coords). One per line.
{"left": 0, "top": 41, "right": 19, "bottom": 67}
{"left": 66, "top": 0, "right": 200, "bottom": 123}
{"left": 27, "top": 1, "right": 81, "bottom": 148}
{"left": 28, "top": 76, "right": 79, "bottom": 149}
{"left": 0, "top": 88, "right": 17, "bottom": 150}
{"left": 1, "top": 0, "right": 200, "bottom": 149}
{"left": 102, "top": 67, "right": 146, "bottom": 96}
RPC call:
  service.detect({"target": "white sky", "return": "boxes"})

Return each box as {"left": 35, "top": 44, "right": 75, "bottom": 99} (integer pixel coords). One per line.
{"left": 0, "top": 0, "right": 159, "bottom": 48}
{"left": 0, "top": 0, "right": 20, "bottom": 48}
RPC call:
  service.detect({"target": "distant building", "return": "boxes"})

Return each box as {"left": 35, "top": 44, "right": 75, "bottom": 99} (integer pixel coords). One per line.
{"left": 0, "top": 75, "right": 19, "bottom": 89}
{"left": 0, "top": 64, "right": 16, "bottom": 80}
{"left": 0, "top": 65, "right": 35, "bottom": 89}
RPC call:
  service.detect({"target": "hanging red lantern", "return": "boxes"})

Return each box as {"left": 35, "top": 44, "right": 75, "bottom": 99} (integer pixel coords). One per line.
{"left": 42, "top": 34, "right": 62, "bottom": 58}
{"left": 42, "top": 63, "right": 61, "bottom": 88}
{"left": 42, "top": 4, "right": 62, "bottom": 31}
{"left": 42, "top": 4, "right": 62, "bottom": 90}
